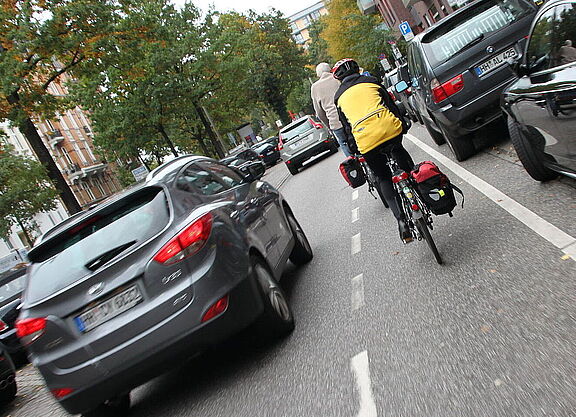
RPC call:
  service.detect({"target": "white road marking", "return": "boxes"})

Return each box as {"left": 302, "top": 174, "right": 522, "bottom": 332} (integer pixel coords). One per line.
{"left": 406, "top": 134, "right": 576, "bottom": 261}
{"left": 352, "top": 207, "right": 360, "bottom": 223}
{"left": 352, "top": 190, "right": 359, "bottom": 201}
{"left": 351, "top": 274, "right": 365, "bottom": 310}
{"left": 351, "top": 351, "right": 378, "bottom": 417}
{"left": 352, "top": 233, "right": 361, "bottom": 255}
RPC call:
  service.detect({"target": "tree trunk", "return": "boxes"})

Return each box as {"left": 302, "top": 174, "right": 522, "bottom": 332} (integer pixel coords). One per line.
{"left": 157, "top": 125, "right": 178, "bottom": 157}
{"left": 14, "top": 216, "right": 34, "bottom": 248}
{"left": 7, "top": 92, "right": 81, "bottom": 215}
{"left": 194, "top": 103, "right": 225, "bottom": 158}
{"left": 194, "top": 133, "right": 212, "bottom": 157}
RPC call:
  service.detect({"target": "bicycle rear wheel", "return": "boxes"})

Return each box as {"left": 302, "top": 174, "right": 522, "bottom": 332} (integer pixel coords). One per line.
{"left": 374, "top": 177, "right": 389, "bottom": 208}
{"left": 415, "top": 217, "right": 442, "bottom": 264}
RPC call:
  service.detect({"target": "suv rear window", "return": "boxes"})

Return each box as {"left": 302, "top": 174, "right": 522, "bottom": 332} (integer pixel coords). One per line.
{"left": 280, "top": 119, "right": 313, "bottom": 142}
{"left": 27, "top": 187, "right": 169, "bottom": 302}
{"left": 422, "top": 0, "right": 533, "bottom": 67}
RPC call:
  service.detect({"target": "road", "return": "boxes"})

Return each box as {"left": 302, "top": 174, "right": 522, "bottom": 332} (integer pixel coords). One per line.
{"left": 5, "top": 123, "right": 576, "bottom": 417}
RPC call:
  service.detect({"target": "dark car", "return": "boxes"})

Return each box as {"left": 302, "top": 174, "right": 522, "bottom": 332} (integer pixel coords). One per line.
{"left": 279, "top": 115, "right": 338, "bottom": 175}
{"left": 502, "top": 0, "right": 576, "bottom": 180}
{"left": 385, "top": 64, "right": 421, "bottom": 123}
{"left": 220, "top": 152, "right": 267, "bottom": 175}
{"left": 0, "top": 348, "right": 16, "bottom": 404}
{"left": 0, "top": 266, "right": 27, "bottom": 364}
{"left": 17, "top": 155, "right": 313, "bottom": 416}
{"left": 402, "top": 0, "right": 538, "bottom": 161}
{"left": 252, "top": 142, "right": 281, "bottom": 166}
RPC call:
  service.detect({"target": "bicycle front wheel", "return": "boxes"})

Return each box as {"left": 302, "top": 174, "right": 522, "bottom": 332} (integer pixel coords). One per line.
{"left": 415, "top": 217, "right": 442, "bottom": 264}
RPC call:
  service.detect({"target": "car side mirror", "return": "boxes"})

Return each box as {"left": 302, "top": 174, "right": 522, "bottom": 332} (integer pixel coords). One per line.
{"left": 241, "top": 161, "right": 265, "bottom": 182}
{"left": 395, "top": 80, "right": 409, "bottom": 93}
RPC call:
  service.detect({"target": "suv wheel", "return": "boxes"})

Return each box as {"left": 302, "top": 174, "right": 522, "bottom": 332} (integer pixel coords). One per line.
{"left": 507, "top": 119, "right": 558, "bottom": 181}
{"left": 286, "top": 210, "right": 313, "bottom": 265}
{"left": 287, "top": 163, "right": 299, "bottom": 175}
{"left": 423, "top": 118, "right": 446, "bottom": 146}
{"left": 439, "top": 125, "right": 476, "bottom": 161}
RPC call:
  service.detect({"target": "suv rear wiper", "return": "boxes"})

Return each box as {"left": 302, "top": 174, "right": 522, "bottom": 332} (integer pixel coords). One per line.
{"left": 451, "top": 34, "right": 485, "bottom": 59}
{"left": 84, "top": 240, "right": 137, "bottom": 271}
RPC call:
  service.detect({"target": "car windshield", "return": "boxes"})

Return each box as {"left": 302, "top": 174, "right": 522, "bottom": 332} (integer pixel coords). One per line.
{"left": 280, "top": 119, "right": 313, "bottom": 142}
{"left": 0, "top": 274, "right": 25, "bottom": 304}
{"left": 421, "top": 0, "right": 533, "bottom": 67}
{"left": 27, "top": 187, "right": 169, "bottom": 302}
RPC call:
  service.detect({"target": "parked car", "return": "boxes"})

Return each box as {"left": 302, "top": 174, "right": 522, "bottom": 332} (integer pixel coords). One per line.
{"left": 278, "top": 115, "right": 338, "bottom": 175}
{"left": 384, "top": 65, "right": 417, "bottom": 122}
{"left": 0, "top": 348, "right": 16, "bottom": 404}
{"left": 402, "top": 0, "right": 538, "bottom": 161}
{"left": 252, "top": 142, "right": 281, "bottom": 166}
{"left": 263, "top": 136, "right": 279, "bottom": 149}
{"left": 220, "top": 152, "right": 267, "bottom": 175}
{"left": 17, "top": 156, "right": 313, "bottom": 416}
{"left": 502, "top": 0, "right": 576, "bottom": 180}
{"left": 0, "top": 265, "right": 27, "bottom": 364}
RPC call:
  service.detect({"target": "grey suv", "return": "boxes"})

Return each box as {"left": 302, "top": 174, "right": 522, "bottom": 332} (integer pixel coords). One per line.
{"left": 279, "top": 115, "right": 338, "bottom": 175}
{"left": 404, "top": 0, "right": 537, "bottom": 161}
{"left": 17, "top": 156, "right": 313, "bottom": 416}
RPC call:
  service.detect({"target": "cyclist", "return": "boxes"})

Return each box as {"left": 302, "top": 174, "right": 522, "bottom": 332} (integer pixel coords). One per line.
{"left": 332, "top": 58, "right": 415, "bottom": 243}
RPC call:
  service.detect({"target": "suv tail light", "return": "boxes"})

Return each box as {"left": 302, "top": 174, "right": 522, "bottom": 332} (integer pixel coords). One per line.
{"left": 153, "top": 213, "right": 213, "bottom": 265}
{"left": 0, "top": 320, "right": 7, "bottom": 332}
{"left": 431, "top": 75, "right": 464, "bottom": 104}
{"left": 310, "top": 119, "right": 324, "bottom": 129}
{"left": 52, "top": 388, "right": 74, "bottom": 399}
{"left": 201, "top": 295, "right": 229, "bottom": 322}
{"left": 16, "top": 317, "right": 47, "bottom": 345}
{"left": 278, "top": 135, "right": 284, "bottom": 150}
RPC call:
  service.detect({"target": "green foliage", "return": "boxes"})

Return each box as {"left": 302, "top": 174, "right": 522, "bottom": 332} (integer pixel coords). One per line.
{"left": 287, "top": 78, "right": 314, "bottom": 115}
{"left": 322, "top": 0, "right": 397, "bottom": 74}
{"left": 307, "top": 18, "right": 333, "bottom": 65}
{"left": 0, "top": 141, "right": 58, "bottom": 246}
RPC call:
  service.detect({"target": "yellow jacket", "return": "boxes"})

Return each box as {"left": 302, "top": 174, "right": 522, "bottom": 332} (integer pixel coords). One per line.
{"left": 335, "top": 74, "right": 403, "bottom": 154}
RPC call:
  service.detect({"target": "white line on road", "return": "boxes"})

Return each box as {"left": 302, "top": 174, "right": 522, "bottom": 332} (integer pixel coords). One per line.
{"left": 352, "top": 207, "right": 360, "bottom": 223}
{"left": 406, "top": 134, "right": 576, "bottom": 261}
{"left": 351, "top": 274, "right": 365, "bottom": 311}
{"left": 351, "top": 351, "right": 378, "bottom": 417}
{"left": 352, "top": 190, "right": 359, "bottom": 201}
{"left": 352, "top": 233, "right": 361, "bottom": 255}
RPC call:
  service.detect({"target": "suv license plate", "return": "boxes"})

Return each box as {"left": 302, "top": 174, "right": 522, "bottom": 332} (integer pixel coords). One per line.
{"left": 474, "top": 47, "right": 517, "bottom": 76}
{"left": 75, "top": 285, "right": 142, "bottom": 333}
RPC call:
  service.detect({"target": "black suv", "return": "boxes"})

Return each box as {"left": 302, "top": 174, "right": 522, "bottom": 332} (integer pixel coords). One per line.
{"left": 404, "top": 0, "right": 538, "bottom": 161}
{"left": 502, "top": 0, "right": 576, "bottom": 181}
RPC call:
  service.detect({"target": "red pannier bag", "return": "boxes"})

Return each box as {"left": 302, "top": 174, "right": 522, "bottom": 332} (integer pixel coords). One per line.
{"left": 411, "top": 161, "right": 463, "bottom": 216}
{"left": 339, "top": 157, "right": 366, "bottom": 188}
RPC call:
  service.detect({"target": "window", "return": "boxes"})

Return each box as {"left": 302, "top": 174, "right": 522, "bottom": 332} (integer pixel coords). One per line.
{"left": 294, "top": 33, "right": 305, "bottom": 43}
{"left": 551, "top": 4, "right": 576, "bottom": 67}
{"left": 61, "top": 147, "right": 73, "bottom": 165}
{"left": 310, "top": 10, "right": 321, "bottom": 20}
{"left": 3, "top": 239, "right": 14, "bottom": 250}
{"left": 197, "top": 161, "right": 243, "bottom": 187}
{"left": 175, "top": 164, "right": 227, "bottom": 195}
{"left": 81, "top": 181, "right": 96, "bottom": 200}
{"left": 526, "top": 8, "right": 555, "bottom": 71}
{"left": 290, "top": 22, "right": 298, "bottom": 32}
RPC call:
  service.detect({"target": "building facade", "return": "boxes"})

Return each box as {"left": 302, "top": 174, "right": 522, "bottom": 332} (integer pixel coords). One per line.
{"left": 288, "top": 1, "right": 329, "bottom": 47}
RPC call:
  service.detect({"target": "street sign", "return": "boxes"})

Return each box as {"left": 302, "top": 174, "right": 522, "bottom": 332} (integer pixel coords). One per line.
{"left": 131, "top": 165, "right": 149, "bottom": 182}
{"left": 399, "top": 21, "right": 414, "bottom": 41}
{"left": 380, "top": 59, "right": 391, "bottom": 71}
{"left": 378, "top": 53, "right": 387, "bottom": 60}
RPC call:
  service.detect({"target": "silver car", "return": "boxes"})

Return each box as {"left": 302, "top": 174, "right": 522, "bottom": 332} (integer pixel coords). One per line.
{"left": 278, "top": 115, "right": 338, "bottom": 175}
{"left": 17, "top": 156, "right": 313, "bottom": 416}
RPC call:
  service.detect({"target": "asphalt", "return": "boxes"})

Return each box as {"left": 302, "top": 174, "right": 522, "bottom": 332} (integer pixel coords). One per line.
{"left": 4, "top": 124, "right": 576, "bottom": 417}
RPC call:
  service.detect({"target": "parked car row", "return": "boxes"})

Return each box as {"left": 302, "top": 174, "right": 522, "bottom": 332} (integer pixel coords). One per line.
{"left": 393, "top": 0, "right": 575, "bottom": 182}
{"left": 16, "top": 155, "right": 313, "bottom": 416}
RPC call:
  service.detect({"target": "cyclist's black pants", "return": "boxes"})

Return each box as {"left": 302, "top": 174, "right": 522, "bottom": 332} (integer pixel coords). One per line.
{"left": 363, "top": 135, "right": 415, "bottom": 222}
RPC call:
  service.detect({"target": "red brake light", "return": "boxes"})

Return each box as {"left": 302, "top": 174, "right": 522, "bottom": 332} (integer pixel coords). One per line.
{"left": 0, "top": 320, "right": 7, "bottom": 332}
{"left": 431, "top": 75, "right": 464, "bottom": 104}
{"left": 411, "top": 204, "right": 420, "bottom": 211}
{"left": 278, "top": 135, "right": 284, "bottom": 150}
{"left": 388, "top": 91, "right": 396, "bottom": 101}
{"left": 16, "top": 317, "right": 47, "bottom": 345}
{"left": 201, "top": 295, "right": 229, "bottom": 322}
{"left": 52, "top": 388, "right": 74, "bottom": 399}
{"left": 392, "top": 171, "right": 409, "bottom": 184}
{"left": 154, "top": 213, "right": 213, "bottom": 265}
{"left": 310, "top": 119, "right": 324, "bottom": 129}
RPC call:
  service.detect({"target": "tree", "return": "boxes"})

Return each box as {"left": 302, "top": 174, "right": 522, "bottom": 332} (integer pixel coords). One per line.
{"left": 0, "top": 0, "right": 127, "bottom": 214}
{"left": 0, "top": 140, "right": 58, "bottom": 247}
{"left": 322, "top": 0, "right": 397, "bottom": 74}
{"left": 287, "top": 78, "right": 314, "bottom": 115}
{"left": 307, "top": 18, "right": 333, "bottom": 65}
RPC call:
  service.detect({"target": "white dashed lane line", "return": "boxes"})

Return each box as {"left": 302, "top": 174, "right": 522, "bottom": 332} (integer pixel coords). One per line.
{"left": 352, "top": 189, "right": 359, "bottom": 201}
{"left": 351, "top": 350, "right": 378, "bottom": 417}
{"left": 351, "top": 274, "right": 365, "bottom": 311}
{"left": 352, "top": 207, "right": 359, "bottom": 223}
{"left": 351, "top": 233, "right": 362, "bottom": 255}
{"left": 406, "top": 134, "right": 576, "bottom": 261}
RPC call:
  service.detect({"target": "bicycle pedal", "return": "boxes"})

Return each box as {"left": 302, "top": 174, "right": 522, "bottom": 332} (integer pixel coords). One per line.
{"left": 402, "top": 237, "right": 414, "bottom": 244}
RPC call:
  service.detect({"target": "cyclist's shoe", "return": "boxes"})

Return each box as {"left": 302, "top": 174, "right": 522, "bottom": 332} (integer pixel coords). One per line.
{"left": 398, "top": 220, "right": 413, "bottom": 244}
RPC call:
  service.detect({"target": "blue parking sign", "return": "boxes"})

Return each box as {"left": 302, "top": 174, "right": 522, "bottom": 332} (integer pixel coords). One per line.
{"left": 399, "top": 21, "right": 414, "bottom": 41}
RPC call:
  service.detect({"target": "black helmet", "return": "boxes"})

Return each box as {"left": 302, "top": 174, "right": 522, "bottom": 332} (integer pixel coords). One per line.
{"left": 331, "top": 59, "right": 360, "bottom": 80}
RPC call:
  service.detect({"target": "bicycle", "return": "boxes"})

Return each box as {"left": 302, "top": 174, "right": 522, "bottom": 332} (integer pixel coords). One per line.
{"left": 356, "top": 156, "right": 389, "bottom": 209}
{"left": 380, "top": 145, "right": 443, "bottom": 264}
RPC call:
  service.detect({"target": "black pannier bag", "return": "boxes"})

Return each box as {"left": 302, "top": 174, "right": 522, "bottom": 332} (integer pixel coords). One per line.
{"left": 411, "top": 161, "right": 463, "bottom": 216}
{"left": 339, "top": 157, "right": 366, "bottom": 188}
